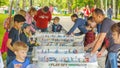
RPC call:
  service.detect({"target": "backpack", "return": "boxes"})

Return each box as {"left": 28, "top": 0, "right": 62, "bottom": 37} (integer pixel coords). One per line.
{"left": 3, "top": 17, "right": 12, "bottom": 30}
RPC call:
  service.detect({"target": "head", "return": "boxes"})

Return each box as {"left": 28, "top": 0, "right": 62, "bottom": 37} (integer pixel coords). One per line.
{"left": 53, "top": 17, "right": 60, "bottom": 24}
{"left": 92, "top": 8, "right": 105, "bottom": 24}
{"left": 13, "top": 41, "right": 28, "bottom": 61}
{"left": 28, "top": 7, "right": 37, "bottom": 16}
{"left": 87, "top": 16, "right": 96, "bottom": 28}
{"left": 22, "top": 23, "right": 31, "bottom": 34}
{"left": 43, "top": 6, "right": 49, "bottom": 13}
{"left": 17, "top": 9, "right": 26, "bottom": 17}
{"left": 111, "top": 22, "right": 120, "bottom": 44}
{"left": 14, "top": 14, "right": 26, "bottom": 30}
{"left": 71, "top": 14, "right": 78, "bottom": 22}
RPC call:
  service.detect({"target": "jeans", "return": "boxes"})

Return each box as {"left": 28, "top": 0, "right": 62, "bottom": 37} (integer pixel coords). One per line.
{"left": 105, "top": 52, "right": 117, "bottom": 68}
{"left": 6, "top": 56, "right": 15, "bottom": 67}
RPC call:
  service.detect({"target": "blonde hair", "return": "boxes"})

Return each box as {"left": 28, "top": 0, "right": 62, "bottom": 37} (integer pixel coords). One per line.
{"left": 13, "top": 41, "right": 28, "bottom": 51}
{"left": 17, "top": 9, "right": 26, "bottom": 17}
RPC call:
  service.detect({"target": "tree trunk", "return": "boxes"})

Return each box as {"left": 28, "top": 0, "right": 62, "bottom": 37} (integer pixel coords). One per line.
{"left": 106, "top": 0, "right": 108, "bottom": 15}
{"left": 67, "top": 0, "right": 72, "bottom": 13}
{"left": 115, "top": 0, "right": 118, "bottom": 19}
{"left": 113, "top": 0, "right": 116, "bottom": 18}
{"left": 16, "top": 0, "right": 20, "bottom": 13}
{"left": 22, "top": 0, "right": 26, "bottom": 10}
{"left": 30, "top": 0, "right": 32, "bottom": 7}
{"left": 100, "top": 0, "right": 104, "bottom": 9}
{"left": 9, "top": 0, "right": 14, "bottom": 17}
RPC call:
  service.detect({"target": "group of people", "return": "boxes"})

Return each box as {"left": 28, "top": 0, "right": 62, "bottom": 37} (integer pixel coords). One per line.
{"left": 0, "top": 5, "right": 66, "bottom": 68}
{"left": 68, "top": 8, "right": 120, "bottom": 68}
{"left": 0, "top": 5, "right": 119, "bottom": 68}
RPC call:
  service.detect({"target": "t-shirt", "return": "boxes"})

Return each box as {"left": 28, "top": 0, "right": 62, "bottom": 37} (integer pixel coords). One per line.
{"left": 7, "top": 58, "right": 30, "bottom": 68}
{"left": 100, "top": 18, "right": 120, "bottom": 53}
{"left": 7, "top": 27, "right": 20, "bottom": 56}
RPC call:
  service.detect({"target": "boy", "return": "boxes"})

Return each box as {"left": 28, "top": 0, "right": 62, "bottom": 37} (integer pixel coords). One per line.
{"left": 7, "top": 14, "right": 26, "bottom": 66}
{"left": 67, "top": 14, "right": 88, "bottom": 36}
{"left": 51, "top": 17, "right": 62, "bottom": 32}
{"left": 8, "top": 41, "right": 30, "bottom": 68}
{"left": 20, "top": 23, "right": 35, "bottom": 60}
{"left": 84, "top": 16, "right": 96, "bottom": 47}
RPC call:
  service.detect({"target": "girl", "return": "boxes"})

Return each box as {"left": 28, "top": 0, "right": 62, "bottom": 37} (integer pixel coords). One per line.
{"left": 111, "top": 22, "right": 120, "bottom": 68}
{"left": 26, "top": 7, "right": 37, "bottom": 33}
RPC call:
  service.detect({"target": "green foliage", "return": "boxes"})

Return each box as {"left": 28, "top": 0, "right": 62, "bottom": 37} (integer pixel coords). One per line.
{"left": 0, "top": 0, "right": 9, "bottom": 7}
{"left": 0, "top": 14, "right": 8, "bottom": 60}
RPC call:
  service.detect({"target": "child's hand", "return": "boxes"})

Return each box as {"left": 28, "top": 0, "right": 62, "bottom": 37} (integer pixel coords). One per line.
{"left": 14, "top": 64, "right": 22, "bottom": 68}
{"left": 30, "top": 41, "right": 35, "bottom": 44}
{"left": 97, "top": 52, "right": 102, "bottom": 58}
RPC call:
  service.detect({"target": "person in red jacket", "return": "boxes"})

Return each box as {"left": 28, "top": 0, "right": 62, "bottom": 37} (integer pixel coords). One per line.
{"left": 34, "top": 6, "right": 52, "bottom": 32}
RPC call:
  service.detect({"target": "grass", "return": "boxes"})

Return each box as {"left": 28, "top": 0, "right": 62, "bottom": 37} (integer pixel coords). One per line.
{"left": 0, "top": 13, "right": 8, "bottom": 60}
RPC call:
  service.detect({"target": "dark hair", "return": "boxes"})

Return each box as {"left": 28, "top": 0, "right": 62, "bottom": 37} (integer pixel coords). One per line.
{"left": 71, "top": 14, "right": 78, "bottom": 18}
{"left": 43, "top": 6, "right": 49, "bottom": 12}
{"left": 111, "top": 22, "right": 120, "bottom": 33}
{"left": 14, "top": 14, "right": 26, "bottom": 23}
{"left": 87, "top": 16, "right": 93, "bottom": 21}
{"left": 94, "top": 8, "right": 104, "bottom": 16}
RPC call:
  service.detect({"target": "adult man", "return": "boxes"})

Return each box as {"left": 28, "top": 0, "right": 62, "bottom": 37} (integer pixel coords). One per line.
{"left": 91, "top": 8, "right": 120, "bottom": 68}
{"left": 34, "top": 6, "right": 52, "bottom": 32}
{"left": 67, "top": 14, "right": 88, "bottom": 36}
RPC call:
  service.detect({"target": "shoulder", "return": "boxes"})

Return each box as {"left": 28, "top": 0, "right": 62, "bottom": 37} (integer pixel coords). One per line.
{"left": 25, "top": 58, "right": 30, "bottom": 63}
{"left": 9, "top": 28, "right": 18, "bottom": 34}
{"left": 102, "top": 18, "right": 115, "bottom": 25}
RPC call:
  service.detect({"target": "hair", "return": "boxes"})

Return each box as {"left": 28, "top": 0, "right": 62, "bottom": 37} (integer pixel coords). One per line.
{"left": 94, "top": 8, "right": 104, "bottom": 16}
{"left": 87, "top": 16, "right": 94, "bottom": 22}
{"left": 43, "top": 6, "right": 49, "bottom": 12}
{"left": 14, "top": 14, "right": 26, "bottom": 23}
{"left": 111, "top": 22, "right": 120, "bottom": 34}
{"left": 71, "top": 14, "right": 78, "bottom": 18}
{"left": 13, "top": 41, "right": 28, "bottom": 51}
{"left": 17, "top": 9, "right": 26, "bottom": 17}
{"left": 28, "top": 7, "right": 37, "bottom": 13}
{"left": 54, "top": 17, "right": 60, "bottom": 21}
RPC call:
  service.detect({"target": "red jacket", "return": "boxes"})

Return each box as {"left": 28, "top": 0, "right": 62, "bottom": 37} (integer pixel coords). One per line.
{"left": 34, "top": 9, "right": 52, "bottom": 29}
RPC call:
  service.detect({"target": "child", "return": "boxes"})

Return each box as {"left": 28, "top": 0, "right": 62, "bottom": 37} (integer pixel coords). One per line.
{"left": 7, "top": 14, "right": 26, "bottom": 66}
{"left": 20, "top": 23, "right": 35, "bottom": 60}
{"left": 17, "top": 9, "right": 26, "bottom": 18}
{"left": 26, "top": 7, "right": 37, "bottom": 33}
{"left": 51, "top": 17, "right": 62, "bottom": 32}
{"left": 8, "top": 41, "right": 30, "bottom": 68}
{"left": 84, "top": 16, "right": 96, "bottom": 47}
{"left": 111, "top": 22, "right": 120, "bottom": 68}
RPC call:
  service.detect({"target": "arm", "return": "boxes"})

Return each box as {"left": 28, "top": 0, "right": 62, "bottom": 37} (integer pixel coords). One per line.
{"left": 67, "top": 20, "right": 80, "bottom": 35}
{"left": 91, "top": 33, "right": 106, "bottom": 54}
{"left": 97, "top": 45, "right": 106, "bottom": 58}
{"left": 7, "top": 39, "right": 14, "bottom": 52}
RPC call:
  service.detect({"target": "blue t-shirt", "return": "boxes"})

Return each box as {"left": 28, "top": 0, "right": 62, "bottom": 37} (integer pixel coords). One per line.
{"left": 67, "top": 18, "right": 88, "bottom": 35}
{"left": 7, "top": 58, "right": 30, "bottom": 68}
{"left": 8, "top": 27, "right": 20, "bottom": 56}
